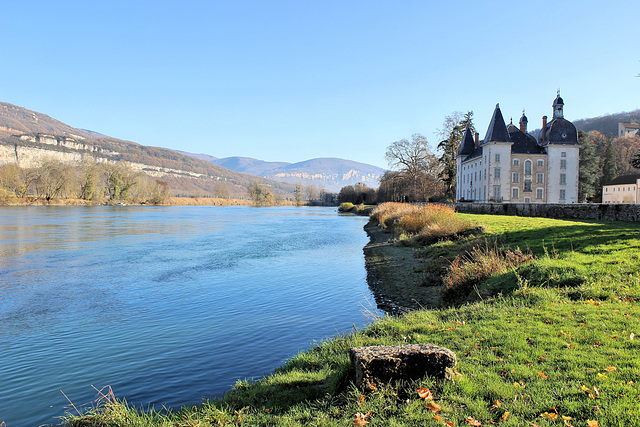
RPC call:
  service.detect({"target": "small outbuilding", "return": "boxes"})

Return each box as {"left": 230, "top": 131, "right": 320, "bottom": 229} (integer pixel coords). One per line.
{"left": 602, "top": 174, "right": 640, "bottom": 204}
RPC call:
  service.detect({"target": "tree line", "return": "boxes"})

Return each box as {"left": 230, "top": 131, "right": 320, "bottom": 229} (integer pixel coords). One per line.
{"left": 0, "top": 158, "right": 170, "bottom": 204}
{"left": 337, "top": 112, "right": 640, "bottom": 205}
{"left": 247, "top": 180, "right": 337, "bottom": 206}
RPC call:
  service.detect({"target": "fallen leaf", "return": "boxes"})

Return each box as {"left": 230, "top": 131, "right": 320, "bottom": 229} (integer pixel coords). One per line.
{"left": 586, "top": 421, "right": 599, "bottom": 427}
{"left": 562, "top": 415, "right": 574, "bottom": 427}
{"left": 540, "top": 412, "right": 558, "bottom": 420}
{"left": 417, "top": 387, "right": 433, "bottom": 400}
{"left": 605, "top": 366, "right": 617, "bottom": 372}
{"left": 445, "top": 422, "right": 455, "bottom": 427}
{"left": 538, "top": 372, "right": 549, "bottom": 379}
{"left": 353, "top": 412, "right": 371, "bottom": 426}
{"left": 592, "top": 386, "right": 600, "bottom": 397}
{"left": 501, "top": 412, "right": 510, "bottom": 421}
{"left": 491, "top": 400, "right": 502, "bottom": 409}
{"left": 466, "top": 416, "right": 482, "bottom": 426}
{"left": 597, "top": 373, "right": 607, "bottom": 378}
{"left": 359, "top": 394, "right": 365, "bottom": 404}
{"left": 426, "top": 401, "right": 442, "bottom": 413}
{"left": 434, "top": 415, "right": 444, "bottom": 422}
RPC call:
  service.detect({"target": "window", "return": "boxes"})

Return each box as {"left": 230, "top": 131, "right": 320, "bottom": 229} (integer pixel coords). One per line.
{"left": 493, "top": 185, "right": 501, "bottom": 200}
{"left": 524, "top": 160, "right": 532, "bottom": 175}
{"left": 513, "top": 159, "right": 520, "bottom": 166}
{"left": 495, "top": 167, "right": 501, "bottom": 179}
{"left": 495, "top": 154, "right": 501, "bottom": 162}
{"left": 512, "top": 188, "right": 519, "bottom": 199}
{"left": 536, "top": 173, "right": 544, "bottom": 184}
{"left": 561, "top": 152, "right": 566, "bottom": 157}
{"left": 560, "top": 189, "right": 566, "bottom": 200}
{"left": 537, "top": 159, "right": 544, "bottom": 167}
{"left": 524, "top": 180, "right": 532, "bottom": 192}
{"left": 561, "top": 159, "right": 567, "bottom": 169}
{"left": 512, "top": 172, "right": 519, "bottom": 183}
{"left": 536, "top": 188, "right": 543, "bottom": 199}
{"left": 560, "top": 173, "right": 566, "bottom": 185}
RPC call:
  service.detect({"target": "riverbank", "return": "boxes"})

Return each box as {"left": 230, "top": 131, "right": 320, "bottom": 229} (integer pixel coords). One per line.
{"left": 64, "top": 207, "right": 640, "bottom": 426}
{"left": 0, "top": 196, "right": 304, "bottom": 207}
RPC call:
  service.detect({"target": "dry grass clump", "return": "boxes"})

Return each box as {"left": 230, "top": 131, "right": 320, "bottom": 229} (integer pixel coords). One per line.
{"left": 370, "top": 202, "right": 477, "bottom": 243}
{"left": 443, "top": 241, "right": 535, "bottom": 302}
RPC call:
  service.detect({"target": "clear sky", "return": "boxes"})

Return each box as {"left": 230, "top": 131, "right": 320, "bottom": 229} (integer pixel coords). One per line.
{"left": 2, "top": 0, "right": 638, "bottom": 169}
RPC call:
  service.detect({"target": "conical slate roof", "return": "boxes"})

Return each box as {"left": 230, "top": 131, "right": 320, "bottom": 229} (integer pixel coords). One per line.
{"left": 483, "top": 104, "right": 511, "bottom": 143}
{"left": 457, "top": 126, "right": 476, "bottom": 156}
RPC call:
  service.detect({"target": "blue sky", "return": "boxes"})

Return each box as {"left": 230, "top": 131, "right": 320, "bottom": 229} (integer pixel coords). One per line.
{"left": 2, "top": 0, "right": 638, "bottom": 169}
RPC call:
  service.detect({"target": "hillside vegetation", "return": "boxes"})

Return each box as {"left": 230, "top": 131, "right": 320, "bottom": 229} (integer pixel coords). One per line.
{"left": 0, "top": 102, "right": 297, "bottom": 198}
{"left": 65, "top": 206, "right": 640, "bottom": 426}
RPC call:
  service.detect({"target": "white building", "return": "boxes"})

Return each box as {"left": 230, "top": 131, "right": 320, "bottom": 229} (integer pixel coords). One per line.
{"left": 456, "top": 93, "right": 580, "bottom": 204}
{"left": 618, "top": 121, "right": 640, "bottom": 137}
{"left": 602, "top": 174, "right": 640, "bottom": 204}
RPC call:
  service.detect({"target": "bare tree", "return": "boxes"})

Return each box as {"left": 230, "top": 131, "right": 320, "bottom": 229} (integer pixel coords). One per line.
{"left": 384, "top": 133, "right": 442, "bottom": 202}
{"left": 247, "top": 181, "right": 274, "bottom": 205}
{"left": 33, "top": 158, "right": 73, "bottom": 202}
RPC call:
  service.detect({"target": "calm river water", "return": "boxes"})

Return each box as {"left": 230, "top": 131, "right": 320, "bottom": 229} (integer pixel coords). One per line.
{"left": 0, "top": 205, "right": 380, "bottom": 426}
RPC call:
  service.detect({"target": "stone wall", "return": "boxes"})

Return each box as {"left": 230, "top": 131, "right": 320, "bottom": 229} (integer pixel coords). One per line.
{"left": 455, "top": 202, "right": 640, "bottom": 222}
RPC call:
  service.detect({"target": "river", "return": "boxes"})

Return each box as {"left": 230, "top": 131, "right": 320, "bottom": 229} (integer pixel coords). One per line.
{"left": 0, "top": 205, "right": 380, "bottom": 426}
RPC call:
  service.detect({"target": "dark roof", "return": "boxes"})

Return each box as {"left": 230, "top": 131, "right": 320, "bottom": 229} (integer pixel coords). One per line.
{"left": 457, "top": 126, "right": 476, "bottom": 156}
{"left": 603, "top": 174, "right": 640, "bottom": 186}
{"left": 463, "top": 145, "right": 483, "bottom": 161}
{"left": 483, "top": 104, "right": 511, "bottom": 143}
{"left": 553, "top": 94, "right": 564, "bottom": 106}
{"left": 542, "top": 117, "right": 579, "bottom": 145}
{"left": 507, "top": 124, "right": 546, "bottom": 155}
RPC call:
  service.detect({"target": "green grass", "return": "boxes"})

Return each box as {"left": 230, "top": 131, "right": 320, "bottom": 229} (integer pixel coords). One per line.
{"left": 64, "top": 213, "right": 640, "bottom": 426}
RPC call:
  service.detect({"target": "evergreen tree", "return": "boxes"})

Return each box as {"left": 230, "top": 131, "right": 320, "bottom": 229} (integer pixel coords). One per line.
{"left": 437, "top": 111, "right": 474, "bottom": 199}
{"left": 578, "top": 130, "right": 599, "bottom": 201}
{"left": 602, "top": 139, "right": 618, "bottom": 185}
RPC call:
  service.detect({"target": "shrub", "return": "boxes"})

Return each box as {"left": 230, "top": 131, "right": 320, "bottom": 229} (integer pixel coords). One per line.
{"left": 0, "top": 188, "right": 17, "bottom": 204}
{"left": 370, "top": 202, "right": 477, "bottom": 243}
{"left": 442, "top": 241, "right": 535, "bottom": 303}
{"left": 338, "top": 202, "right": 355, "bottom": 212}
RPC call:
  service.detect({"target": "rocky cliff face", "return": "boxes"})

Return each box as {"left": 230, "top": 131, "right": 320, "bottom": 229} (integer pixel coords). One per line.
{"left": 0, "top": 134, "right": 208, "bottom": 180}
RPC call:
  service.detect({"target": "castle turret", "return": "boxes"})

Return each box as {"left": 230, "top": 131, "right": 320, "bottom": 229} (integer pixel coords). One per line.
{"left": 553, "top": 90, "right": 564, "bottom": 119}
{"left": 519, "top": 109, "right": 528, "bottom": 133}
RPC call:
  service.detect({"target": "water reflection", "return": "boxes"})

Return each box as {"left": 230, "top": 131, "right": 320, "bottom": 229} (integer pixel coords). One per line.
{"left": 0, "top": 206, "right": 378, "bottom": 426}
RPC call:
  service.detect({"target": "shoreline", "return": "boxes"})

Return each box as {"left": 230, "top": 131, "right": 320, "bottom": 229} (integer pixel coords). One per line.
{"left": 0, "top": 197, "right": 306, "bottom": 207}
{"left": 362, "top": 220, "right": 442, "bottom": 314}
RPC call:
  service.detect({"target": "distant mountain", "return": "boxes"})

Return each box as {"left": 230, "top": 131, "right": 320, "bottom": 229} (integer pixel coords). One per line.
{"left": 0, "top": 101, "right": 298, "bottom": 198}
{"left": 206, "top": 156, "right": 386, "bottom": 192}
{"left": 211, "top": 156, "right": 290, "bottom": 176}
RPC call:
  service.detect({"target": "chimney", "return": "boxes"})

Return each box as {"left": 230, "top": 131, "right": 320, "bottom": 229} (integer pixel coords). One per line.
{"left": 474, "top": 132, "right": 479, "bottom": 147}
{"left": 520, "top": 121, "right": 527, "bottom": 133}
{"left": 541, "top": 115, "right": 548, "bottom": 142}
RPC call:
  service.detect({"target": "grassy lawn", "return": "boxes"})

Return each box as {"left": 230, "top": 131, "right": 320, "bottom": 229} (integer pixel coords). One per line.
{"left": 65, "top": 211, "right": 640, "bottom": 427}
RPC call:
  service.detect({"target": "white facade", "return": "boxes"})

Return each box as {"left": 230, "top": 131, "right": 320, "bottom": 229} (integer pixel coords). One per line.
{"left": 546, "top": 145, "right": 580, "bottom": 203}
{"left": 602, "top": 176, "right": 640, "bottom": 204}
{"left": 456, "top": 94, "right": 580, "bottom": 204}
{"left": 618, "top": 122, "right": 640, "bottom": 137}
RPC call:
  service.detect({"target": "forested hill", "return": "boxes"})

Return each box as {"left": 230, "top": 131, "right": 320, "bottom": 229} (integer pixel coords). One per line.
{"left": 0, "top": 101, "right": 297, "bottom": 198}
{"left": 573, "top": 109, "right": 640, "bottom": 136}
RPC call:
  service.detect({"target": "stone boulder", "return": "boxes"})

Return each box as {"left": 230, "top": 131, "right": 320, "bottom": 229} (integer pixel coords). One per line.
{"left": 350, "top": 344, "right": 457, "bottom": 389}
